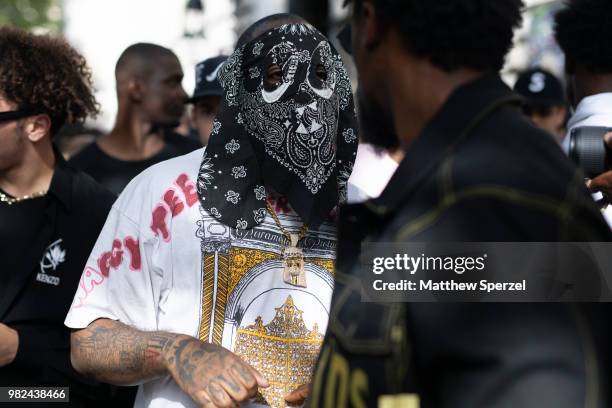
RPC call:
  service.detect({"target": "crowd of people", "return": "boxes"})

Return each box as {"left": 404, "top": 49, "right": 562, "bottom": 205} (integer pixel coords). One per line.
{"left": 1, "top": 0, "right": 612, "bottom": 408}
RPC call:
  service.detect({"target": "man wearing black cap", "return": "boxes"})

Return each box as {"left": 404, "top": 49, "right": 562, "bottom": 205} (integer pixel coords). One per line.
{"left": 188, "top": 56, "right": 228, "bottom": 146}
{"left": 514, "top": 67, "right": 568, "bottom": 143}
{"left": 556, "top": 0, "right": 612, "bottom": 225}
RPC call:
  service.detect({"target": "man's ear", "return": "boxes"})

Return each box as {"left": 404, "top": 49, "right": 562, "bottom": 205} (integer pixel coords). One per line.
{"left": 25, "top": 114, "right": 52, "bottom": 143}
{"left": 128, "top": 78, "right": 145, "bottom": 102}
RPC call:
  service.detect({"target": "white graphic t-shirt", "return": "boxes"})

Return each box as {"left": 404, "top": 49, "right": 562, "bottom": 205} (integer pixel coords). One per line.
{"left": 64, "top": 149, "right": 336, "bottom": 408}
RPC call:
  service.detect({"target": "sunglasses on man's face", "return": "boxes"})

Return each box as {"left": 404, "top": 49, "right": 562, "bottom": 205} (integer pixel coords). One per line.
{"left": 0, "top": 109, "right": 37, "bottom": 123}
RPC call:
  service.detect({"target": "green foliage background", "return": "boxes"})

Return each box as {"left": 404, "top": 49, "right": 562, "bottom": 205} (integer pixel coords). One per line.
{"left": 0, "top": 0, "right": 62, "bottom": 31}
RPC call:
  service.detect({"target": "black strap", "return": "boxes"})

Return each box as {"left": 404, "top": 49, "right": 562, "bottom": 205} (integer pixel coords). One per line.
{"left": 0, "top": 109, "right": 38, "bottom": 123}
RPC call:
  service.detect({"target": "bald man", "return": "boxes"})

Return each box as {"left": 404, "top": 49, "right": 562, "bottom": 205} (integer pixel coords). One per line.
{"left": 69, "top": 43, "right": 201, "bottom": 195}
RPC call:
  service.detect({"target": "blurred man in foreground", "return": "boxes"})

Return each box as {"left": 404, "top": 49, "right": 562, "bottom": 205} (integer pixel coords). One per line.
{"left": 0, "top": 26, "right": 115, "bottom": 407}
{"left": 69, "top": 43, "right": 200, "bottom": 195}
{"left": 514, "top": 67, "right": 567, "bottom": 143}
{"left": 188, "top": 56, "right": 228, "bottom": 146}
{"left": 311, "top": 0, "right": 611, "bottom": 407}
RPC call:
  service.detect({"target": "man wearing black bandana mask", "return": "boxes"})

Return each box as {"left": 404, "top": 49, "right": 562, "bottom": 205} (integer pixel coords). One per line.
{"left": 67, "top": 14, "right": 357, "bottom": 408}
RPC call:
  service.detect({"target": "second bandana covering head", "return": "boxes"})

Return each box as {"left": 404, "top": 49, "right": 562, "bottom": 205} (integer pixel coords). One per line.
{"left": 197, "top": 22, "right": 358, "bottom": 230}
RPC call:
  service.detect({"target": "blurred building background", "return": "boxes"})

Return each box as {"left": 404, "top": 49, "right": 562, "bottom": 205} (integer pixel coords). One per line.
{"left": 2, "top": 0, "right": 564, "bottom": 130}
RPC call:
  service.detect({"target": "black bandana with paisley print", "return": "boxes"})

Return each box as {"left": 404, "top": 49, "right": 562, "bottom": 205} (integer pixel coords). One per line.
{"left": 196, "top": 23, "right": 358, "bottom": 231}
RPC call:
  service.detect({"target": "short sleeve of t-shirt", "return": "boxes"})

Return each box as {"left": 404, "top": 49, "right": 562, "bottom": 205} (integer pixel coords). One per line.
{"left": 64, "top": 175, "right": 167, "bottom": 332}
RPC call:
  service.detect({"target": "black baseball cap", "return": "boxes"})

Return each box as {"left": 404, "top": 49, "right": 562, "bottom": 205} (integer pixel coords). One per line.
{"left": 514, "top": 67, "right": 565, "bottom": 106}
{"left": 188, "top": 55, "right": 228, "bottom": 103}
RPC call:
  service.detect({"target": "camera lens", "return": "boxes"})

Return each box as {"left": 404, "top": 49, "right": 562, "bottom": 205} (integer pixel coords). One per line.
{"left": 569, "top": 126, "right": 610, "bottom": 178}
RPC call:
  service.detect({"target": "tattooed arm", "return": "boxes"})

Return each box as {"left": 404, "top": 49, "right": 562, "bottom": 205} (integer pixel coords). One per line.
{"left": 71, "top": 318, "right": 268, "bottom": 407}
{"left": 70, "top": 318, "right": 173, "bottom": 385}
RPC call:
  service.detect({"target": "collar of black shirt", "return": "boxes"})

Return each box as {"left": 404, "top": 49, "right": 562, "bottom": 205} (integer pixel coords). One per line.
{"left": 364, "top": 74, "right": 522, "bottom": 217}
{"left": 47, "top": 145, "right": 74, "bottom": 212}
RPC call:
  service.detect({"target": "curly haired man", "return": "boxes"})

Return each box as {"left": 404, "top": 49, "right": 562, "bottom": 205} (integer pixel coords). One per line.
{"left": 0, "top": 26, "right": 116, "bottom": 406}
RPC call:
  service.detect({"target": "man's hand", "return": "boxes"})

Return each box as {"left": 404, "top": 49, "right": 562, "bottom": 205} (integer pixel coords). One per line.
{"left": 589, "top": 171, "right": 612, "bottom": 201}
{"left": 285, "top": 384, "right": 310, "bottom": 407}
{"left": 587, "top": 132, "right": 612, "bottom": 203}
{"left": 164, "top": 336, "right": 269, "bottom": 408}
{"left": 0, "top": 323, "right": 18, "bottom": 367}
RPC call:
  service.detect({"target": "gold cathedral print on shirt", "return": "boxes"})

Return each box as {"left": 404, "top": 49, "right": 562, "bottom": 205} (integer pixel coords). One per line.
{"left": 195, "top": 207, "right": 337, "bottom": 408}
{"left": 234, "top": 295, "right": 324, "bottom": 408}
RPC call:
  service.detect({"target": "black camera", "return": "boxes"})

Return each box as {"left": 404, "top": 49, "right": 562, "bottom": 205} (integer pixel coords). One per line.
{"left": 569, "top": 126, "right": 612, "bottom": 178}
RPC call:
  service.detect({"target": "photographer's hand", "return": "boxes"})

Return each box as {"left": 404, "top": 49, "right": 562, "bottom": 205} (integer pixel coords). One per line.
{"left": 587, "top": 132, "right": 612, "bottom": 203}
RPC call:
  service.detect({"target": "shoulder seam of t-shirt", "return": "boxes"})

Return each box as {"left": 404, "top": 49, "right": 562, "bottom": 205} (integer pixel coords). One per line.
{"left": 110, "top": 203, "right": 149, "bottom": 235}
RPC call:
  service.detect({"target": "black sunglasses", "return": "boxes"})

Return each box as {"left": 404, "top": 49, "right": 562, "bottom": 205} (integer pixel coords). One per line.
{"left": 0, "top": 109, "right": 37, "bottom": 123}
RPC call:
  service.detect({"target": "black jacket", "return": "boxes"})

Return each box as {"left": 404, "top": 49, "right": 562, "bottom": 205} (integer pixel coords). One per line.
{"left": 310, "top": 75, "right": 612, "bottom": 408}
{"left": 0, "top": 150, "right": 116, "bottom": 407}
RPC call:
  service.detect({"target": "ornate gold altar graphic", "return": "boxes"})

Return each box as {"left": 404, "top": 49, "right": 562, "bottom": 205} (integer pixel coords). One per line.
{"left": 198, "top": 246, "right": 334, "bottom": 345}
{"left": 234, "top": 295, "right": 324, "bottom": 408}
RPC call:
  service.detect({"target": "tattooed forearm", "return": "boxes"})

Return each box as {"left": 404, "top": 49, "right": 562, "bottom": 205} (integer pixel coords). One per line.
{"left": 72, "top": 318, "right": 269, "bottom": 406}
{"left": 70, "top": 318, "right": 180, "bottom": 385}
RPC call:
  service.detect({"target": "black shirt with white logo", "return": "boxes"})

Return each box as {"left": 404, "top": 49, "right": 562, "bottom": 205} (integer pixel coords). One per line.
{"left": 69, "top": 131, "right": 201, "bottom": 195}
{"left": 0, "top": 195, "right": 47, "bottom": 302}
{"left": 0, "top": 150, "right": 116, "bottom": 407}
